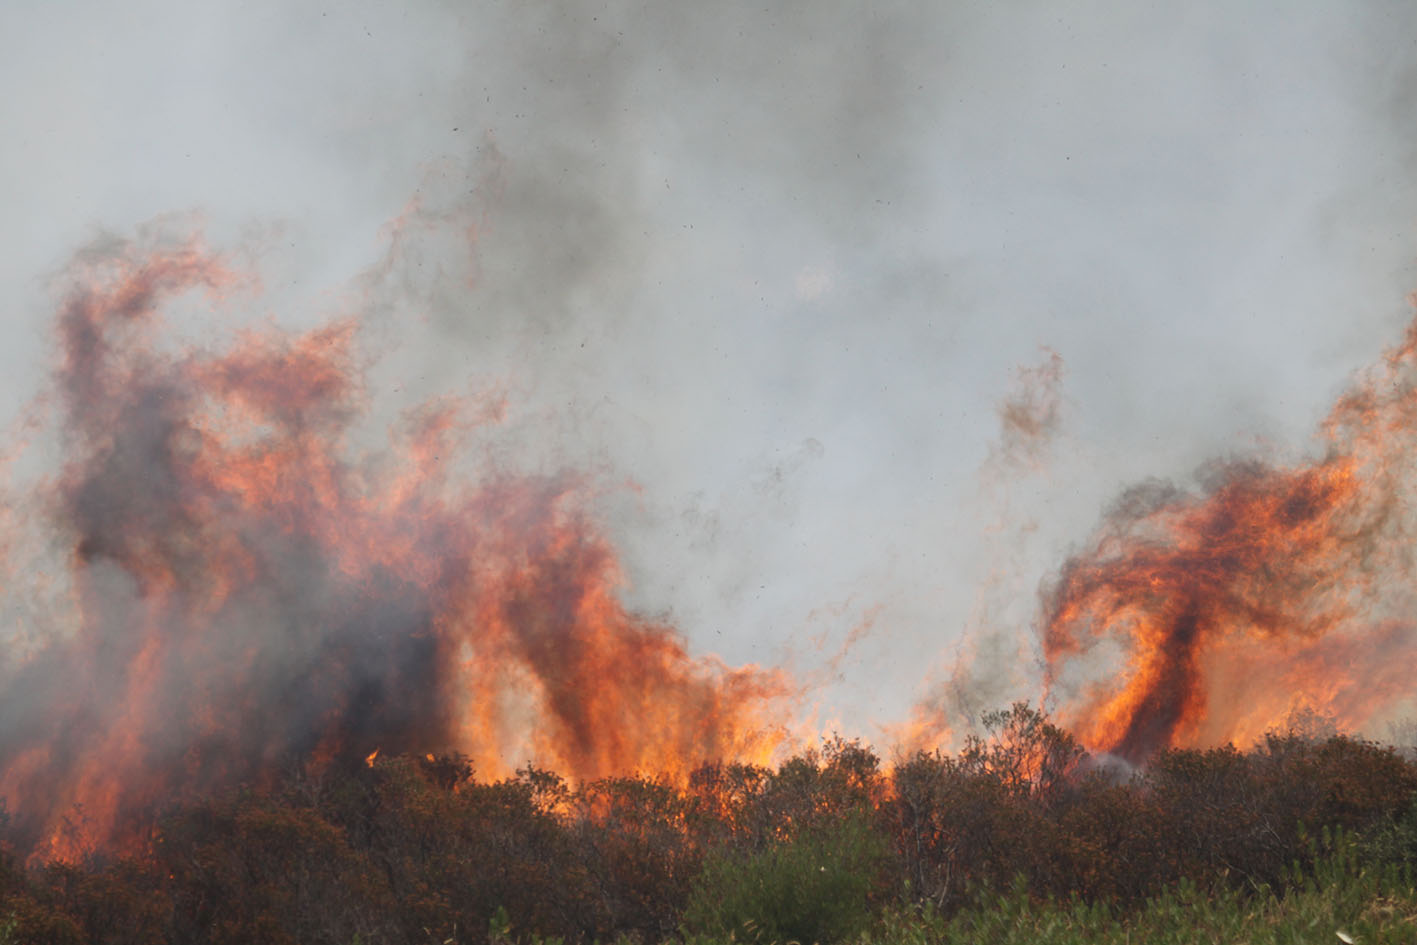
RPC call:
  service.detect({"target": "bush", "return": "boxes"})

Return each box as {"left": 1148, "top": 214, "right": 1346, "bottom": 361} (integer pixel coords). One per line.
{"left": 682, "top": 813, "right": 887, "bottom": 944}
{"left": 1363, "top": 791, "right": 1417, "bottom": 869}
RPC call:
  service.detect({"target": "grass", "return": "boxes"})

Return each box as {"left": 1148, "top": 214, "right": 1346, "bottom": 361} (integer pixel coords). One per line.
{"left": 407, "top": 833, "right": 1417, "bottom": 945}
{"left": 864, "top": 845, "right": 1417, "bottom": 945}
{"left": 675, "top": 836, "right": 1417, "bottom": 945}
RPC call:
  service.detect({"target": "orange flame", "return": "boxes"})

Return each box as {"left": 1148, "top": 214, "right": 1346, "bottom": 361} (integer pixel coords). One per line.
{"left": 1043, "top": 316, "right": 1417, "bottom": 761}
{"left": 0, "top": 231, "right": 796, "bottom": 863}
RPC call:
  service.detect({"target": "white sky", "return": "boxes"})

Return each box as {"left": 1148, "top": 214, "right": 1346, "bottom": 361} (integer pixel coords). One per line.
{"left": 3, "top": 0, "right": 1416, "bottom": 741}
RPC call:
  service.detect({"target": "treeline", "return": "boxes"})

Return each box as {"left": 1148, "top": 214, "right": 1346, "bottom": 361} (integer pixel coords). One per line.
{"left": 2, "top": 705, "right": 1416, "bottom": 944}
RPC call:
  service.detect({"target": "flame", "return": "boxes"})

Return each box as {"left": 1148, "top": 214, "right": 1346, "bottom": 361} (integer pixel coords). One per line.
{"left": 1043, "top": 315, "right": 1417, "bottom": 762}
{"left": 0, "top": 231, "right": 796, "bottom": 863}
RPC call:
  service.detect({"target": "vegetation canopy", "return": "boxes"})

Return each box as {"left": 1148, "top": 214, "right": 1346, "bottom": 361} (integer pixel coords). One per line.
{"left": 1, "top": 705, "right": 1415, "bottom": 944}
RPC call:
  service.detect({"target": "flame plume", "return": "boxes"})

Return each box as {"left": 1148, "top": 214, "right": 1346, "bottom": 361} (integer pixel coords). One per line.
{"left": 1044, "top": 318, "right": 1417, "bottom": 762}
{"left": 0, "top": 232, "right": 793, "bottom": 863}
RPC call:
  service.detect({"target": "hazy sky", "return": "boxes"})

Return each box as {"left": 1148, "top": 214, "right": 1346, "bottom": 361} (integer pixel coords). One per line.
{"left": 4, "top": 0, "right": 1417, "bottom": 740}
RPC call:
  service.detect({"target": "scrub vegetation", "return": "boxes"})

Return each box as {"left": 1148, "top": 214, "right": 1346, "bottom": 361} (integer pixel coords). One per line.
{"left": 2, "top": 705, "right": 1415, "bottom": 944}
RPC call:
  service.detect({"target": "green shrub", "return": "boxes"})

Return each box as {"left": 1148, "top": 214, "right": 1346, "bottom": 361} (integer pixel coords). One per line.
{"left": 683, "top": 814, "right": 887, "bottom": 944}
{"left": 1364, "top": 791, "right": 1417, "bottom": 869}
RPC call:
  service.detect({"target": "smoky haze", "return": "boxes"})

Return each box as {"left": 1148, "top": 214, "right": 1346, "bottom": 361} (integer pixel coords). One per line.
{"left": 2, "top": 1, "right": 1417, "bottom": 743}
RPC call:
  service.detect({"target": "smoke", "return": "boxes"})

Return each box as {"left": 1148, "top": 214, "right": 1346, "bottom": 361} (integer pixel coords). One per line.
{"left": 994, "top": 348, "right": 1066, "bottom": 473}
{"left": 2, "top": 0, "right": 1417, "bottom": 847}
{"left": 897, "top": 348, "right": 1067, "bottom": 749}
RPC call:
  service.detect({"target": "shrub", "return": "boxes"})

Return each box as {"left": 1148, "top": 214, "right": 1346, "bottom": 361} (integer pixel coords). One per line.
{"left": 1363, "top": 791, "right": 1417, "bottom": 869}
{"left": 682, "top": 813, "right": 887, "bottom": 944}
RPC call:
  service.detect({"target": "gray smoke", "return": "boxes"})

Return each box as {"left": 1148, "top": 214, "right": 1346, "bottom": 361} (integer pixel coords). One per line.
{"left": 2, "top": 1, "right": 1417, "bottom": 740}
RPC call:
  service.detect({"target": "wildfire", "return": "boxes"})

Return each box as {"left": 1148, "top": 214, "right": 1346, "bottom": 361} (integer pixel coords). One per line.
{"left": 1043, "top": 315, "right": 1417, "bottom": 762}
{"left": 0, "top": 230, "right": 796, "bottom": 863}
{"left": 6, "top": 218, "right": 1417, "bottom": 865}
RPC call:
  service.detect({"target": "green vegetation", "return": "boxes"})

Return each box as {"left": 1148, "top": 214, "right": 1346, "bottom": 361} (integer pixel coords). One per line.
{"left": 0, "top": 705, "right": 1413, "bottom": 944}
{"left": 869, "top": 851, "right": 1417, "bottom": 944}
{"left": 683, "top": 814, "right": 887, "bottom": 944}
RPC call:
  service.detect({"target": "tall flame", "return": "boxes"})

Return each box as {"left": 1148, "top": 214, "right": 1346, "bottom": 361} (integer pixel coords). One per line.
{"left": 1044, "top": 316, "right": 1417, "bottom": 761}
{"left": 0, "top": 232, "right": 794, "bottom": 862}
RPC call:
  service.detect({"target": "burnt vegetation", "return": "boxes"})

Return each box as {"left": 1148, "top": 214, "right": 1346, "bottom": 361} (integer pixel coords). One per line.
{"left": 2, "top": 704, "right": 1416, "bottom": 944}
